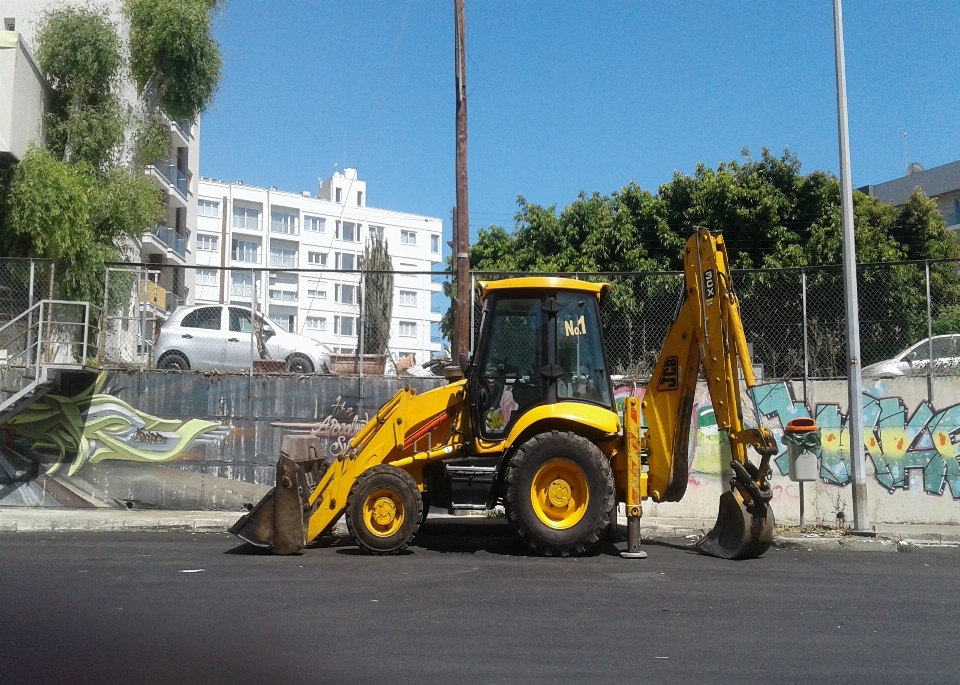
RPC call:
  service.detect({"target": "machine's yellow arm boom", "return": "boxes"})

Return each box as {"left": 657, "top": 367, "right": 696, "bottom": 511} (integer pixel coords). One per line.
{"left": 638, "top": 229, "right": 778, "bottom": 558}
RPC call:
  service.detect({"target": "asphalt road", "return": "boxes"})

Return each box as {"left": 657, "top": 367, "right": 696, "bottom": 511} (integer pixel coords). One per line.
{"left": 1, "top": 518, "right": 957, "bottom": 685}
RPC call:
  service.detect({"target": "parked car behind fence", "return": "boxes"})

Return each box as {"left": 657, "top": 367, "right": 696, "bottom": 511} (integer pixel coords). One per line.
{"left": 153, "top": 304, "right": 331, "bottom": 373}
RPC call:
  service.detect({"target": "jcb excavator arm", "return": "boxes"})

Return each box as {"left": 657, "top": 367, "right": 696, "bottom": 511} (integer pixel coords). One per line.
{"left": 638, "top": 228, "right": 778, "bottom": 559}
{"left": 231, "top": 382, "right": 468, "bottom": 553}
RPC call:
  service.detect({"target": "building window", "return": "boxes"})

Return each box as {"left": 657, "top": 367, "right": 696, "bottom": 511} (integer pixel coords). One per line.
{"left": 270, "top": 246, "right": 297, "bottom": 267}
{"left": 197, "top": 234, "right": 219, "bottom": 251}
{"left": 269, "top": 289, "right": 296, "bottom": 301}
{"left": 232, "top": 239, "right": 259, "bottom": 263}
{"left": 399, "top": 351, "right": 416, "bottom": 362}
{"left": 399, "top": 321, "right": 417, "bottom": 337}
{"left": 198, "top": 200, "right": 219, "bottom": 218}
{"left": 230, "top": 272, "right": 253, "bottom": 297}
{"left": 339, "top": 346, "right": 356, "bottom": 354}
{"left": 307, "top": 251, "right": 327, "bottom": 266}
{"left": 336, "top": 253, "right": 357, "bottom": 270}
{"left": 270, "top": 209, "right": 298, "bottom": 235}
{"left": 196, "top": 269, "right": 217, "bottom": 286}
{"left": 335, "top": 284, "right": 357, "bottom": 304}
{"left": 357, "top": 191, "right": 363, "bottom": 206}
{"left": 401, "top": 230, "right": 416, "bottom": 245}
{"left": 270, "top": 314, "right": 295, "bottom": 332}
{"left": 431, "top": 234, "right": 440, "bottom": 253}
{"left": 306, "top": 316, "right": 326, "bottom": 331}
{"left": 369, "top": 225, "right": 384, "bottom": 240}
{"left": 334, "top": 316, "right": 356, "bottom": 336}
{"left": 399, "top": 290, "right": 417, "bottom": 307}
{"left": 304, "top": 216, "right": 325, "bottom": 233}
{"left": 232, "top": 205, "right": 260, "bottom": 230}
{"left": 307, "top": 286, "right": 327, "bottom": 299}
{"left": 335, "top": 188, "right": 342, "bottom": 203}
{"left": 341, "top": 222, "right": 357, "bottom": 242}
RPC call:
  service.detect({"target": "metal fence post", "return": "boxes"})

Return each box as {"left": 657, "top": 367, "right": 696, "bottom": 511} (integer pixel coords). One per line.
{"left": 249, "top": 268, "right": 257, "bottom": 383}
{"left": 925, "top": 260, "right": 933, "bottom": 404}
{"left": 27, "top": 260, "right": 35, "bottom": 367}
{"left": 358, "top": 267, "right": 365, "bottom": 398}
{"left": 801, "top": 268, "right": 809, "bottom": 405}
{"left": 139, "top": 266, "right": 147, "bottom": 371}
{"left": 100, "top": 267, "right": 110, "bottom": 364}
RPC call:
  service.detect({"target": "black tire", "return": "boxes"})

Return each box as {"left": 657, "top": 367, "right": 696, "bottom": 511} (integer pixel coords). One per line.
{"left": 285, "top": 353, "right": 314, "bottom": 374}
{"left": 346, "top": 465, "right": 423, "bottom": 554}
{"left": 157, "top": 351, "right": 190, "bottom": 370}
{"left": 504, "top": 430, "right": 615, "bottom": 556}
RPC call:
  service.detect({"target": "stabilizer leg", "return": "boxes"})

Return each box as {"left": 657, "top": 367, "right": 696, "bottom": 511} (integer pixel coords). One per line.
{"left": 620, "top": 505, "right": 647, "bottom": 559}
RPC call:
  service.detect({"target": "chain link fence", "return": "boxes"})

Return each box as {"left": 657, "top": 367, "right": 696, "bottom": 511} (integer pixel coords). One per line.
{"left": 472, "top": 258, "right": 960, "bottom": 382}
{"left": 0, "top": 259, "right": 54, "bottom": 327}
{"left": 101, "top": 264, "right": 450, "bottom": 376}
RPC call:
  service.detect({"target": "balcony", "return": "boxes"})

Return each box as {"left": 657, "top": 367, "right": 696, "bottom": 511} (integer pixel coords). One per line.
{"left": 170, "top": 118, "right": 192, "bottom": 147}
{"left": 145, "top": 162, "right": 188, "bottom": 208}
{"left": 141, "top": 225, "right": 187, "bottom": 264}
{"left": 230, "top": 284, "right": 254, "bottom": 299}
{"left": 269, "top": 254, "right": 297, "bottom": 268}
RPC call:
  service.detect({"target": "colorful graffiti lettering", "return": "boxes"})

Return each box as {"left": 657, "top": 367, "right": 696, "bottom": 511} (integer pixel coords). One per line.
{"left": 272, "top": 396, "right": 370, "bottom": 458}
{"left": 749, "top": 381, "right": 960, "bottom": 498}
{"left": 6, "top": 373, "right": 225, "bottom": 476}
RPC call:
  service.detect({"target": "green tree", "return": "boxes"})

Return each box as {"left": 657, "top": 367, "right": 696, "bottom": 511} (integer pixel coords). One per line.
{"left": 362, "top": 236, "right": 394, "bottom": 356}
{"left": 466, "top": 148, "right": 960, "bottom": 376}
{"left": 125, "top": 0, "right": 224, "bottom": 120}
{"left": 0, "top": 2, "right": 224, "bottom": 307}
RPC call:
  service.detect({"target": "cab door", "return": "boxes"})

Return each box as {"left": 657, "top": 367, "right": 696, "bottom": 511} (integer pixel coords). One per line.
{"left": 471, "top": 295, "right": 546, "bottom": 440}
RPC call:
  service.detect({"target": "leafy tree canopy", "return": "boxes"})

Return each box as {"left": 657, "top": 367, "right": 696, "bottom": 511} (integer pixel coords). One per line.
{"left": 126, "top": 0, "right": 224, "bottom": 120}
{"left": 473, "top": 148, "right": 960, "bottom": 273}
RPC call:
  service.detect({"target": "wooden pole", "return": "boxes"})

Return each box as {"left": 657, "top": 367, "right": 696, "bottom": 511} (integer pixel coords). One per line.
{"left": 454, "top": 0, "right": 470, "bottom": 363}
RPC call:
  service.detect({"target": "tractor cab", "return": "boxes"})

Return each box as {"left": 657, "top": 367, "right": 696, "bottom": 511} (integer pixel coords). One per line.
{"left": 469, "top": 278, "right": 614, "bottom": 441}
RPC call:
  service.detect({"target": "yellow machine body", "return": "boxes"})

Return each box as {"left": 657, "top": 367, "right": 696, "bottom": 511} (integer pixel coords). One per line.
{"left": 231, "top": 229, "right": 780, "bottom": 559}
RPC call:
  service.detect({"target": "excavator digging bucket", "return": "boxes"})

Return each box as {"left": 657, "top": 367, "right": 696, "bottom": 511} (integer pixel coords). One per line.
{"left": 695, "top": 490, "right": 775, "bottom": 560}
{"left": 229, "top": 455, "right": 311, "bottom": 555}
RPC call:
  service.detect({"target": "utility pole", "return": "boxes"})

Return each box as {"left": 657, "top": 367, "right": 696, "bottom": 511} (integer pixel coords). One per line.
{"left": 832, "top": 0, "right": 870, "bottom": 532}
{"left": 453, "top": 0, "right": 470, "bottom": 363}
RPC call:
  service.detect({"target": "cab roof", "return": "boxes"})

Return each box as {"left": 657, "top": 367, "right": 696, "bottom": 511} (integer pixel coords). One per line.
{"left": 476, "top": 277, "right": 610, "bottom": 301}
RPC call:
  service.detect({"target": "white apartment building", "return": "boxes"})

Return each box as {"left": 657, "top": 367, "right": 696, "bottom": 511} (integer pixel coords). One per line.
{"left": 0, "top": 2, "right": 200, "bottom": 302}
{"left": 196, "top": 169, "right": 444, "bottom": 365}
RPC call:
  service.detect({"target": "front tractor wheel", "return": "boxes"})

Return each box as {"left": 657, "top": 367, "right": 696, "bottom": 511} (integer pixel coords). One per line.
{"left": 346, "top": 465, "right": 423, "bottom": 554}
{"left": 504, "top": 431, "right": 615, "bottom": 556}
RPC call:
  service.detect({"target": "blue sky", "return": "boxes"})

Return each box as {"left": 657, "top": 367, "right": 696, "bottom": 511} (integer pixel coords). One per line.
{"left": 200, "top": 1, "right": 960, "bottom": 246}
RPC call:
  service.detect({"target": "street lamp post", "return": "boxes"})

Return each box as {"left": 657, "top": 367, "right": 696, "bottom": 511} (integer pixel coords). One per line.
{"left": 832, "top": 0, "right": 870, "bottom": 532}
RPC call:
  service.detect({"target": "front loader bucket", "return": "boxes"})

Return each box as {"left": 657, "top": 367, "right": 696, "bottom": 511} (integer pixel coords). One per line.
{"left": 229, "top": 456, "right": 310, "bottom": 554}
{"left": 695, "top": 490, "right": 774, "bottom": 560}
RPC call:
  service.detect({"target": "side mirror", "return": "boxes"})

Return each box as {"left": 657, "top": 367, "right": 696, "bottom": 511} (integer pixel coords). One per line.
{"left": 262, "top": 327, "right": 275, "bottom": 340}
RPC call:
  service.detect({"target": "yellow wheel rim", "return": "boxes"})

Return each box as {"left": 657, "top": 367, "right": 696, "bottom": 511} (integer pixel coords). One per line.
{"left": 530, "top": 458, "right": 589, "bottom": 530}
{"left": 363, "top": 487, "right": 405, "bottom": 538}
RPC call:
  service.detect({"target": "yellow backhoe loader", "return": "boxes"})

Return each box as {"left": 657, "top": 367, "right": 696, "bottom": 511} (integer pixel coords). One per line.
{"left": 231, "top": 228, "right": 784, "bottom": 559}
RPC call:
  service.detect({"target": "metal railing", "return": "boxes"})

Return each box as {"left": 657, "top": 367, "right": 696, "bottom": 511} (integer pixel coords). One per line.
{"left": 0, "top": 299, "right": 102, "bottom": 416}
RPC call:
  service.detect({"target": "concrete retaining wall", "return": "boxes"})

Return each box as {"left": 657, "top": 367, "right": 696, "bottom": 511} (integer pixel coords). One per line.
{"left": 1, "top": 371, "right": 957, "bottom": 524}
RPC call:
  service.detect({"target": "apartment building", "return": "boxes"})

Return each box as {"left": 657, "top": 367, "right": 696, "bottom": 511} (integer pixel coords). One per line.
{"left": 0, "top": 2, "right": 200, "bottom": 302}
{"left": 196, "top": 169, "right": 444, "bottom": 365}
{"left": 859, "top": 159, "right": 960, "bottom": 239}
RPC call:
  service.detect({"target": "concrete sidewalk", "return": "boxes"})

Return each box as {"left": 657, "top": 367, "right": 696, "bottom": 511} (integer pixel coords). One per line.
{"left": 0, "top": 507, "right": 957, "bottom": 551}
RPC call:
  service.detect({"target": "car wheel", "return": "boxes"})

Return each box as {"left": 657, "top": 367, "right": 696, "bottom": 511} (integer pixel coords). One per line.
{"left": 285, "top": 353, "right": 314, "bottom": 374}
{"left": 157, "top": 351, "right": 190, "bottom": 371}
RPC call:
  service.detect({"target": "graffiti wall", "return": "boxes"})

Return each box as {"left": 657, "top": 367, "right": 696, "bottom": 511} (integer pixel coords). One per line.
{"left": 0, "top": 371, "right": 443, "bottom": 511}
{"left": 620, "top": 377, "right": 960, "bottom": 525}
{"left": 2, "top": 371, "right": 958, "bottom": 524}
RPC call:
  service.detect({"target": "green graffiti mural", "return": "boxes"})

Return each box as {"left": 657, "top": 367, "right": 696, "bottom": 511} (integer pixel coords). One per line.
{"left": 6, "top": 373, "right": 222, "bottom": 476}
{"left": 749, "top": 381, "right": 960, "bottom": 498}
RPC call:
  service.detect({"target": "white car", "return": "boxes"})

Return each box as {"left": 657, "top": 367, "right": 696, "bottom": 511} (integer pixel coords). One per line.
{"left": 153, "top": 304, "right": 331, "bottom": 373}
{"left": 861, "top": 334, "right": 960, "bottom": 378}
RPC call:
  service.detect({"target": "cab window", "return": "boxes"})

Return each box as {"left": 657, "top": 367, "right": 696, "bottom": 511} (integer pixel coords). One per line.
{"left": 475, "top": 297, "right": 545, "bottom": 436}
{"left": 181, "top": 307, "right": 222, "bottom": 330}
{"left": 555, "top": 291, "right": 611, "bottom": 407}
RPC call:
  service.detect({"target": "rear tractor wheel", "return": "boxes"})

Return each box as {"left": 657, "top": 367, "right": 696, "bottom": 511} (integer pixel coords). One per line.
{"left": 504, "top": 430, "right": 615, "bottom": 556}
{"left": 346, "top": 465, "right": 423, "bottom": 554}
